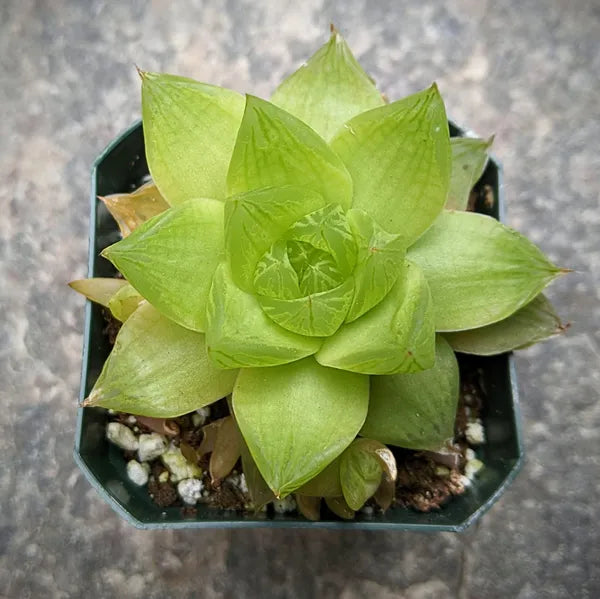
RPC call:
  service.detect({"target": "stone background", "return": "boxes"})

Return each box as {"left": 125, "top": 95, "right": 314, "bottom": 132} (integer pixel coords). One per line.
{"left": 1, "top": 0, "right": 598, "bottom": 597}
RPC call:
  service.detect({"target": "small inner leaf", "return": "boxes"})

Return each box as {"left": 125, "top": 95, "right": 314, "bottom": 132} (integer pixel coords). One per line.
{"left": 136, "top": 416, "right": 180, "bottom": 437}
{"left": 345, "top": 209, "right": 406, "bottom": 322}
{"left": 224, "top": 186, "right": 328, "bottom": 292}
{"left": 227, "top": 95, "right": 353, "bottom": 209}
{"left": 443, "top": 293, "right": 566, "bottom": 355}
{"left": 283, "top": 203, "right": 357, "bottom": 278}
{"left": 446, "top": 136, "right": 493, "bottom": 211}
{"left": 253, "top": 240, "right": 302, "bottom": 300}
{"left": 100, "top": 182, "right": 170, "bottom": 237}
{"left": 198, "top": 421, "right": 220, "bottom": 456}
{"left": 373, "top": 476, "right": 395, "bottom": 511}
{"left": 258, "top": 277, "right": 354, "bottom": 337}
{"left": 286, "top": 240, "right": 344, "bottom": 296}
{"left": 271, "top": 30, "right": 385, "bottom": 141}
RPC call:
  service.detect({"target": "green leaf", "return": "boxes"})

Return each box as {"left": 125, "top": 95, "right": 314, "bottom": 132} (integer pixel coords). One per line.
{"left": 330, "top": 84, "right": 451, "bottom": 244}
{"left": 232, "top": 357, "right": 369, "bottom": 497}
{"left": 360, "top": 335, "right": 459, "bottom": 449}
{"left": 443, "top": 293, "right": 566, "bottom": 355}
{"left": 141, "top": 71, "right": 244, "bottom": 204}
{"left": 225, "top": 186, "right": 328, "bottom": 292}
{"left": 205, "top": 262, "right": 322, "bottom": 368}
{"left": 285, "top": 240, "right": 344, "bottom": 295}
{"left": 271, "top": 29, "right": 385, "bottom": 141}
{"left": 253, "top": 240, "right": 302, "bottom": 299}
{"left": 226, "top": 95, "right": 353, "bottom": 209}
{"left": 283, "top": 203, "right": 357, "bottom": 278}
{"left": 102, "top": 198, "right": 225, "bottom": 332}
{"left": 315, "top": 261, "right": 435, "bottom": 374}
{"left": 240, "top": 439, "right": 276, "bottom": 510}
{"left": 325, "top": 496, "right": 355, "bottom": 519}
{"left": 107, "top": 284, "right": 144, "bottom": 321}
{"left": 84, "top": 303, "right": 238, "bottom": 417}
{"left": 258, "top": 277, "right": 354, "bottom": 337}
{"left": 345, "top": 209, "right": 406, "bottom": 322}
{"left": 68, "top": 277, "right": 129, "bottom": 308}
{"left": 446, "top": 136, "right": 493, "bottom": 210}
{"left": 408, "top": 211, "right": 563, "bottom": 331}
{"left": 100, "top": 182, "right": 170, "bottom": 237}
{"left": 340, "top": 439, "right": 396, "bottom": 510}
{"left": 373, "top": 476, "right": 395, "bottom": 511}
{"left": 297, "top": 458, "right": 343, "bottom": 497}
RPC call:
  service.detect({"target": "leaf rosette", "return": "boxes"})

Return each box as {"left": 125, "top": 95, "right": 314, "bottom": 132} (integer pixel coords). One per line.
{"left": 72, "top": 30, "right": 567, "bottom": 505}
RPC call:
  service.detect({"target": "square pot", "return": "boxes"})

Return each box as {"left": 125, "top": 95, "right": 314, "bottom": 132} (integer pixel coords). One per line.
{"left": 74, "top": 120, "right": 524, "bottom": 530}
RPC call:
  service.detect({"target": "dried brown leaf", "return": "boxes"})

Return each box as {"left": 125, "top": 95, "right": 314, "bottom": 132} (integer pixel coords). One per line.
{"left": 373, "top": 476, "right": 395, "bottom": 511}
{"left": 136, "top": 415, "right": 180, "bottom": 437}
{"left": 209, "top": 416, "right": 243, "bottom": 483}
{"left": 296, "top": 495, "right": 321, "bottom": 521}
{"left": 100, "top": 181, "right": 169, "bottom": 237}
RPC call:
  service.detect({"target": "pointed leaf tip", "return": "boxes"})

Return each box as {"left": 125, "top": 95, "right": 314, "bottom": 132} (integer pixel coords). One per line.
{"left": 232, "top": 358, "right": 369, "bottom": 497}
{"left": 87, "top": 303, "right": 237, "bottom": 417}
{"left": 330, "top": 85, "right": 451, "bottom": 242}
{"left": 271, "top": 33, "right": 384, "bottom": 141}
{"left": 408, "top": 211, "right": 563, "bottom": 331}
{"left": 142, "top": 72, "right": 244, "bottom": 203}
{"left": 135, "top": 65, "right": 147, "bottom": 80}
{"left": 227, "top": 94, "right": 353, "bottom": 207}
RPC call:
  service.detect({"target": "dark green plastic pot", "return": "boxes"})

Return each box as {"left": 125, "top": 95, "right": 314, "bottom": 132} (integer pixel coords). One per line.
{"left": 74, "top": 120, "right": 524, "bottom": 530}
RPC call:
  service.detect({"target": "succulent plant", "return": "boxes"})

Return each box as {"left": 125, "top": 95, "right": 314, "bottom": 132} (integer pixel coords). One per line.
{"left": 71, "top": 29, "right": 567, "bottom": 515}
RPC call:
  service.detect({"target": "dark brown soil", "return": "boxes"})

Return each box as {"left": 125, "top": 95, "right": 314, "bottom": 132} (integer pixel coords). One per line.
{"left": 393, "top": 453, "right": 466, "bottom": 512}
{"left": 102, "top": 309, "right": 121, "bottom": 344}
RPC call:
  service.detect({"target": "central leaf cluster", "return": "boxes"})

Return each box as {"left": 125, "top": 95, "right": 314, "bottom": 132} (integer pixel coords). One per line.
{"left": 256, "top": 204, "right": 355, "bottom": 299}
{"left": 251, "top": 203, "right": 357, "bottom": 334}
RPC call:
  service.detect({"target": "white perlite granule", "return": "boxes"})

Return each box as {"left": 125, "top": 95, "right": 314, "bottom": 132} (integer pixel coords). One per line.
{"left": 466, "top": 420, "right": 486, "bottom": 445}
{"left": 161, "top": 445, "right": 202, "bottom": 482}
{"left": 273, "top": 495, "right": 297, "bottom": 514}
{"left": 137, "top": 433, "right": 167, "bottom": 462}
{"left": 177, "top": 479, "right": 204, "bottom": 505}
{"left": 106, "top": 422, "right": 139, "bottom": 451}
{"left": 193, "top": 406, "right": 211, "bottom": 427}
{"left": 227, "top": 473, "right": 248, "bottom": 495}
{"left": 126, "top": 460, "right": 150, "bottom": 486}
{"left": 465, "top": 458, "right": 484, "bottom": 480}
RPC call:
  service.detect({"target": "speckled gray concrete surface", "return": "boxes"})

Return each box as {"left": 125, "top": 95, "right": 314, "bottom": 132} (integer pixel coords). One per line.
{"left": 1, "top": 0, "right": 598, "bottom": 597}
